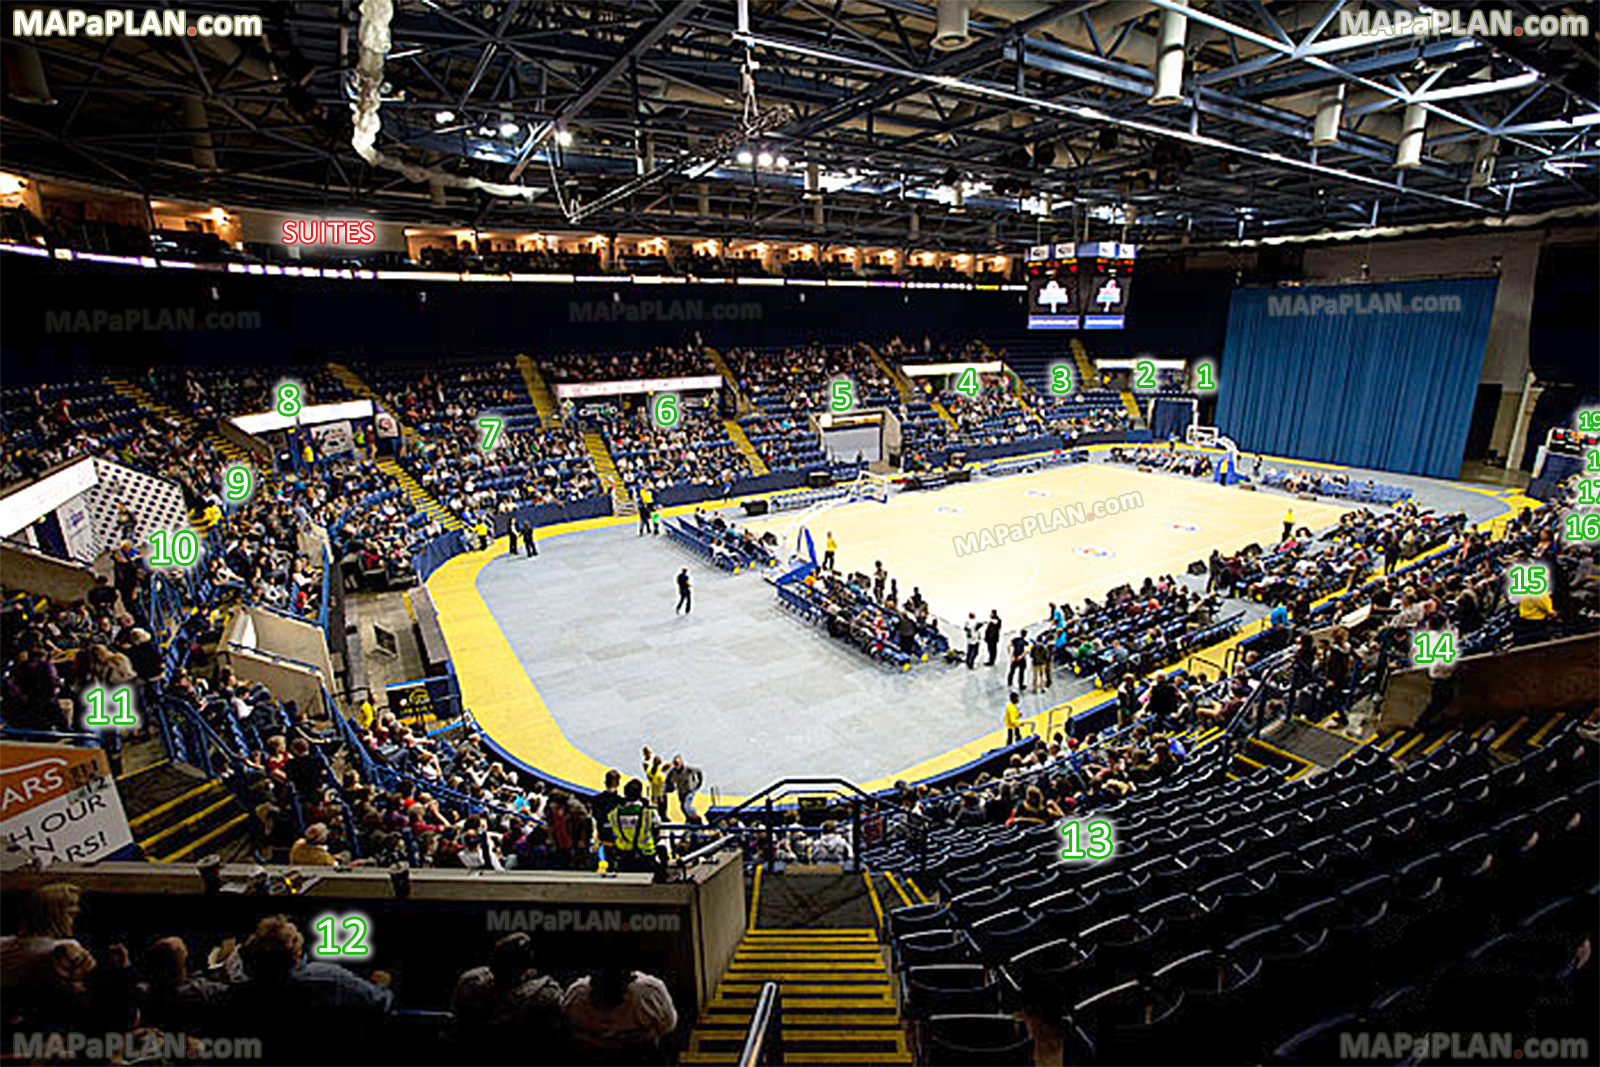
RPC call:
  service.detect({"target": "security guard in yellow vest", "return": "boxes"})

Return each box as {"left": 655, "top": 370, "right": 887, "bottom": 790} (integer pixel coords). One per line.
{"left": 606, "top": 779, "right": 660, "bottom": 873}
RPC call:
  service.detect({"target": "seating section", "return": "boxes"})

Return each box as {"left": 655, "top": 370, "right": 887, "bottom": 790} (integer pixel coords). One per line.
{"left": 358, "top": 358, "right": 602, "bottom": 523}
{"left": 0, "top": 381, "right": 144, "bottom": 485}
{"left": 667, "top": 511, "right": 777, "bottom": 573}
{"left": 878, "top": 733, "right": 1597, "bottom": 1065}
{"left": 729, "top": 344, "right": 900, "bottom": 472}
{"left": 580, "top": 396, "right": 750, "bottom": 495}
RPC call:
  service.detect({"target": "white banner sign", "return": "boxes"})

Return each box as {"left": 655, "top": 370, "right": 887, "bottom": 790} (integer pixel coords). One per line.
{"left": 1, "top": 743, "right": 134, "bottom": 867}
{"left": 310, "top": 419, "right": 355, "bottom": 456}
{"left": 554, "top": 375, "right": 724, "bottom": 400}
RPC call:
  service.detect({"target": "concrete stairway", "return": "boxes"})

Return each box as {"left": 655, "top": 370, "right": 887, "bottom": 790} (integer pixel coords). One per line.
{"left": 377, "top": 458, "right": 464, "bottom": 531}
{"left": 581, "top": 431, "right": 635, "bottom": 516}
{"left": 107, "top": 378, "right": 265, "bottom": 530}
{"left": 1070, "top": 338, "right": 1097, "bottom": 387}
{"left": 328, "top": 362, "right": 416, "bottom": 445}
{"left": 515, "top": 354, "right": 562, "bottom": 430}
{"left": 120, "top": 761, "right": 250, "bottom": 863}
{"left": 705, "top": 346, "right": 748, "bottom": 415}
{"left": 864, "top": 344, "right": 913, "bottom": 402}
{"left": 724, "top": 418, "right": 769, "bottom": 476}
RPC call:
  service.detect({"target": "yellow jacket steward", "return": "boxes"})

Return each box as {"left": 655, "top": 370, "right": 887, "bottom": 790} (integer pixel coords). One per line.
{"left": 607, "top": 801, "right": 659, "bottom": 855}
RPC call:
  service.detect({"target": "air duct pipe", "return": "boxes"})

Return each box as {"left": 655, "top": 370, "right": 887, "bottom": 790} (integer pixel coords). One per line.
{"left": 1395, "top": 103, "right": 1427, "bottom": 168}
{"left": 933, "top": 0, "right": 973, "bottom": 51}
{"left": 1311, "top": 85, "right": 1345, "bottom": 146}
{"left": 1150, "top": 0, "right": 1188, "bottom": 105}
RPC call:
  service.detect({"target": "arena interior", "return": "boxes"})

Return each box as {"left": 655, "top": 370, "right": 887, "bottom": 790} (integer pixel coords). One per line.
{"left": 3, "top": 1, "right": 1600, "bottom": 1064}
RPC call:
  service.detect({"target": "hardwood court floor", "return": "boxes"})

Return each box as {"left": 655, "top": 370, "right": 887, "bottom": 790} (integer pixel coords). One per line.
{"left": 744, "top": 464, "right": 1352, "bottom": 627}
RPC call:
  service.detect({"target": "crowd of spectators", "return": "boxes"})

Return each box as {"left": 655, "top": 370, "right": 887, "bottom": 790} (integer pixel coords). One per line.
{"left": 728, "top": 344, "right": 900, "bottom": 472}
{"left": 0, "top": 883, "right": 681, "bottom": 1065}
{"left": 362, "top": 360, "right": 603, "bottom": 527}
{"left": 1108, "top": 444, "right": 1215, "bottom": 478}
{"left": 790, "top": 559, "right": 948, "bottom": 668}
{"left": 542, "top": 347, "right": 711, "bottom": 385}
{"left": 580, "top": 397, "right": 748, "bottom": 495}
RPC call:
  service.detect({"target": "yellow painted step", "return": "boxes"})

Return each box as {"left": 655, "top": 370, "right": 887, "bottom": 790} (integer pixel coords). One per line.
{"left": 136, "top": 796, "right": 234, "bottom": 851}
{"left": 158, "top": 812, "right": 250, "bottom": 863}
{"left": 128, "top": 779, "right": 221, "bottom": 830}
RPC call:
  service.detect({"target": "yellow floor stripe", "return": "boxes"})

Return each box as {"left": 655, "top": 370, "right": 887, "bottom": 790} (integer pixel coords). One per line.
{"left": 906, "top": 878, "right": 929, "bottom": 904}
{"left": 1491, "top": 715, "right": 1530, "bottom": 751}
{"left": 1392, "top": 733, "right": 1428, "bottom": 760}
{"left": 748, "top": 863, "right": 762, "bottom": 932}
{"left": 882, "top": 870, "right": 913, "bottom": 909}
{"left": 1527, "top": 712, "right": 1564, "bottom": 748}
{"left": 862, "top": 870, "right": 885, "bottom": 930}
{"left": 1422, "top": 731, "right": 1458, "bottom": 756}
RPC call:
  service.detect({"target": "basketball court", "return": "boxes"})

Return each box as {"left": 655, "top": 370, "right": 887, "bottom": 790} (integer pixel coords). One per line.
{"left": 740, "top": 463, "right": 1352, "bottom": 627}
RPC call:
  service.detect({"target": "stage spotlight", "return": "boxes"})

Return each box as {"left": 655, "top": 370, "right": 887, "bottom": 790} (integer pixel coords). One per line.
{"left": 498, "top": 121, "right": 518, "bottom": 137}
{"left": 736, "top": 149, "right": 754, "bottom": 165}
{"left": 555, "top": 128, "right": 574, "bottom": 147}
{"left": 434, "top": 109, "right": 455, "bottom": 124}
{"left": 757, "top": 150, "right": 774, "bottom": 167}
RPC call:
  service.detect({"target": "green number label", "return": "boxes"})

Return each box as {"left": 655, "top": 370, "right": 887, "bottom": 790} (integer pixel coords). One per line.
{"left": 1060, "top": 818, "right": 1115, "bottom": 861}
{"left": 955, "top": 367, "right": 980, "bottom": 398}
{"left": 1050, "top": 365, "right": 1073, "bottom": 395}
{"left": 1195, "top": 361, "right": 1216, "bottom": 392}
{"left": 477, "top": 415, "right": 504, "bottom": 452}
{"left": 652, "top": 393, "right": 679, "bottom": 428}
{"left": 1587, "top": 448, "right": 1599, "bottom": 473}
{"left": 1564, "top": 513, "right": 1600, "bottom": 542}
{"left": 830, "top": 379, "right": 855, "bottom": 413}
{"left": 1577, "top": 410, "right": 1600, "bottom": 432}
{"left": 1411, "top": 631, "right": 1457, "bottom": 666}
{"left": 148, "top": 528, "right": 201, "bottom": 568}
{"left": 1134, "top": 360, "right": 1156, "bottom": 389}
{"left": 1508, "top": 563, "right": 1549, "bottom": 597}
{"left": 85, "top": 686, "right": 137, "bottom": 729}
{"left": 223, "top": 464, "right": 253, "bottom": 503}
{"left": 1579, "top": 480, "right": 1600, "bottom": 506}
{"left": 314, "top": 912, "right": 372, "bottom": 958}
{"left": 341, "top": 915, "right": 370, "bottom": 959}
{"left": 275, "top": 382, "right": 303, "bottom": 418}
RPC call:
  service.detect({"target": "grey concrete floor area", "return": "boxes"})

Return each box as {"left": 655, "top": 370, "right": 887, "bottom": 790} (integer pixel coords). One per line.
{"left": 471, "top": 457, "right": 1509, "bottom": 795}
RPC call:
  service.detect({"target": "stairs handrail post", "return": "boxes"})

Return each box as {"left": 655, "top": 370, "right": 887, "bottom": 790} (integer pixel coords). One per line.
{"left": 850, "top": 797, "right": 862, "bottom": 873}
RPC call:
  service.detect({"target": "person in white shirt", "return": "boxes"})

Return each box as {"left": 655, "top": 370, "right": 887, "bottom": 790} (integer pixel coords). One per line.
{"left": 561, "top": 960, "right": 678, "bottom": 1060}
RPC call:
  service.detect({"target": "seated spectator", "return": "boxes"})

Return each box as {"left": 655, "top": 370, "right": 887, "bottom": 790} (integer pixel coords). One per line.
{"left": 561, "top": 957, "right": 679, "bottom": 1064}
{"left": 453, "top": 932, "right": 565, "bottom": 1063}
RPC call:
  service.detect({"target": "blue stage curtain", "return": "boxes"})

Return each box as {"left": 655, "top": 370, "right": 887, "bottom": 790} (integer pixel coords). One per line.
{"left": 1215, "top": 278, "right": 1498, "bottom": 478}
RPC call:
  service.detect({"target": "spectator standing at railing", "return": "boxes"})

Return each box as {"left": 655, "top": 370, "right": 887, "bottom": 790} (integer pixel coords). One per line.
{"left": 963, "top": 612, "right": 980, "bottom": 669}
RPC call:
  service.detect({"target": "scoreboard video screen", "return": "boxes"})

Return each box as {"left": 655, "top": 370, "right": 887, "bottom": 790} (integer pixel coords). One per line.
{"left": 1025, "top": 242, "right": 1136, "bottom": 330}
{"left": 1025, "top": 243, "right": 1080, "bottom": 329}
{"left": 1079, "top": 242, "right": 1136, "bottom": 329}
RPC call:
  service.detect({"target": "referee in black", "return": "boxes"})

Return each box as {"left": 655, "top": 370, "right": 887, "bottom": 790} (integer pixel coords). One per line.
{"left": 676, "top": 567, "right": 692, "bottom": 615}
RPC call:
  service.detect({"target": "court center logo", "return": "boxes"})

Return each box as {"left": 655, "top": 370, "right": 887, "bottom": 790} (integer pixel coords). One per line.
{"left": 951, "top": 491, "right": 1145, "bottom": 558}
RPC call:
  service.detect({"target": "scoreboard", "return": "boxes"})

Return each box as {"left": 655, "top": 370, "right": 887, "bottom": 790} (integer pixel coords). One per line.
{"left": 1025, "top": 243, "right": 1080, "bottom": 329}
{"left": 1079, "top": 242, "right": 1136, "bottom": 329}
{"left": 1025, "top": 242, "right": 1136, "bottom": 330}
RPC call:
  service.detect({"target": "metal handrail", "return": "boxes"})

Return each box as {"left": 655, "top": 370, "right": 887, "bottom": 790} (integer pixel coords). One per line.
{"left": 737, "top": 982, "right": 782, "bottom": 1067}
